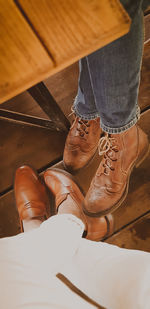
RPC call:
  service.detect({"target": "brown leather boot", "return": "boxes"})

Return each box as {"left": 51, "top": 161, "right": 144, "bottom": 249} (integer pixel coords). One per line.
{"left": 83, "top": 125, "right": 150, "bottom": 217}
{"left": 44, "top": 168, "right": 114, "bottom": 241}
{"left": 63, "top": 115, "right": 101, "bottom": 172}
{"left": 14, "top": 165, "right": 49, "bottom": 231}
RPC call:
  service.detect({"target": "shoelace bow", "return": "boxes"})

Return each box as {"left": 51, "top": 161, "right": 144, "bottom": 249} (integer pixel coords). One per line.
{"left": 98, "top": 134, "right": 119, "bottom": 175}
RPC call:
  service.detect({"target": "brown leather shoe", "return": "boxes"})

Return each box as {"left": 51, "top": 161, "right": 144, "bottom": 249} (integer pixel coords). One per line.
{"left": 63, "top": 115, "right": 101, "bottom": 172}
{"left": 14, "top": 165, "right": 49, "bottom": 230}
{"left": 83, "top": 125, "right": 150, "bottom": 217}
{"left": 44, "top": 168, "right": 114, "bottom": 241}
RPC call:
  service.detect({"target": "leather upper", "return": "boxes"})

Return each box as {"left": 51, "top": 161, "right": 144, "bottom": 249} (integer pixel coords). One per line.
{"left": 63, "top": 116, "right": 101, "bottom": 171}
{"left": 15, "top": 165, "right": 48, "bottom": 220}
{"left": 44, "top": 168, "right": 114, "bottom": 241}
{"left": 83, "top": 125, "right": 149, "bottom": 216}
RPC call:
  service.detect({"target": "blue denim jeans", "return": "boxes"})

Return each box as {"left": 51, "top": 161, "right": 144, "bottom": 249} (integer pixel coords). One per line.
{"left": 73, "top": 0, "right": 150, "bottom": 134}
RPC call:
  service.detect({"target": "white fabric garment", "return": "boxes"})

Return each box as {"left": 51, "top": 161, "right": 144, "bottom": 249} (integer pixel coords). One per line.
{"left": 0, "top": 214, "right": 150, "bottom": 309}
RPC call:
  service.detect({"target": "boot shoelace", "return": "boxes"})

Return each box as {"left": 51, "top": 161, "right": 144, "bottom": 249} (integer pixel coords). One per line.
{"left": 98, "top": 134, "right": 119, "bottom": 175}
{"left": 68, "top": 107, "right": 90, "bottom": 137}
{"left": 68, "top": 107, "right": 100, "bottom": 137}
{"left": 76, "top": 118, "right": 90, "bottom": 137}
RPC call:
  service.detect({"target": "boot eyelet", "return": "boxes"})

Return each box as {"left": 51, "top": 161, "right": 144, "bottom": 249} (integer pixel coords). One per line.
{"left": 80, "top": 133, "right": 84, "bottom": 137}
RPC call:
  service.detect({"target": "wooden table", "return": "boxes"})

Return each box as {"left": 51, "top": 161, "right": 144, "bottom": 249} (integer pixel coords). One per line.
{"left": 0, "top": 0, "right": 130, "bottom": 103}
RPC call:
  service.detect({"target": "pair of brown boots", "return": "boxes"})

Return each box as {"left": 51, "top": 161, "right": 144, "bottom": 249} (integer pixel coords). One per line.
{"left": 15, "top": 166, "right": 113, "bottom": 241}
{"left": 63, "top": 115, "right": 149, "bottom": 216}
{"left": 15, "top": 114, "right": 149, "bottom": 241}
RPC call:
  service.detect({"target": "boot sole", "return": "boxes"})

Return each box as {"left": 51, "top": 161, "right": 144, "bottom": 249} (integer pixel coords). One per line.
{"left": 83, "top": 144, "right": 150, "bottom": 217}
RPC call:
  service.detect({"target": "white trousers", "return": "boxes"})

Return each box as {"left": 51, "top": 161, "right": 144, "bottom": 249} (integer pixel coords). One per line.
{"left": 0, "top": 214, "right": 150, "bottom": 309}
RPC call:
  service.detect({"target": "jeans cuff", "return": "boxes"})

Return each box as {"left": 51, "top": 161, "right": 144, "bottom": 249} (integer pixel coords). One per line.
{"left": 100, "top": 107, "right": 140, "bottom": 134}
{"left": 72, "top": 105, "right": 100, "bottom": 120}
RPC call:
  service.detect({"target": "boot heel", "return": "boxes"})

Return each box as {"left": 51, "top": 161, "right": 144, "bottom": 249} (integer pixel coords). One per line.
{"left": 135, "top": 145, "right": 150, "bottom": 168}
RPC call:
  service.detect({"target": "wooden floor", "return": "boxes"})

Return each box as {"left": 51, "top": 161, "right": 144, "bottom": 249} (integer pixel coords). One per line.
{"left": 0, "top": 40, "right": 150, "bottom": 244}
{"left": 0, "top": 22, "right": 149, "bottom": 309}
{"left": 0, "top": 37, "right": 150, "bottom": 242}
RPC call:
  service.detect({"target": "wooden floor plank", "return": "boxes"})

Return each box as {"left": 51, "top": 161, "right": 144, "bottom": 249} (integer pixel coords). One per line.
{"left": 1, "top": 63, "right": 78, "bottom": 120}
{"left": 139, "top": 41, "right": 150, "bottom": 110}
{"left": 1, "top": 91, "right": 49, "bottom": 119}
{"left": 0, "top": 0, "right": 54, "bottom": 104}
{"left": 0, "top": 191, "right": 20, "bottom": 237}
{"left": 0, "top": 119, "right": 67, "bottom": 193}
{"left": 44, "top": 63, "right": 78, "bottom": 120}
{"left": 107, "top": 212, "right": 150, "bottom": 252}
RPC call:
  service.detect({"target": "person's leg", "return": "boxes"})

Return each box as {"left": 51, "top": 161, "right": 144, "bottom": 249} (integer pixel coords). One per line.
{"left": 44, "top": 168, "right": 114, "bottom": 241}
{"left": 73, "top": 58, "right": 99, "bottom": 119}
{"left": 63, "top": 0, "right": 149, "bottom": 176}
{"left": 3, "top": 165, "right": 96, "bottom": 308}
{"left": 22, "top": 218, "right": 42, "bottom": 231}
{"left": 74, "top": 0, "right": 149, "bottom": 132}
{"left": 13, "top": 165, "right": 85, "bottom": 274}
{"left": 2, "top": 165, "right": 111, "bottom": 309}
{"left": 13, "top": 164, "right": 113, "bottom": 273}
{"left": 63, "top": 57, "right": 101, "bottom": 172}
{"left": 84, "top": 0, "right": 144, "bottom": 132}
{"left": 0, "top": 214, "right": 96, "bottom": 309}
{"left": 82, "top": 1, "right": 150, "bottom": 216}
{"left": 1, "top": 214, "right": 84, "bottom": 275}
{"left": 62, "top": 238, "right": 150, "bottom": 309}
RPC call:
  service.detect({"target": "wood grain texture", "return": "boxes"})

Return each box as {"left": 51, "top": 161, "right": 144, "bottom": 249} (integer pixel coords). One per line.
{"left": 0, "top": 0, "right": 131, "bottom": 104}
{"left": 139, "top": 41, "right": 150, "bottom": 110}
{"left": 0, "top": 0, "right": 131, "bottom": 103}
{"left": 0, "top": 63, "right": 78, "bottom": 120}
{"left": 44, "top": 63, "right": 79, "bottom": 120}
{"left": 0, "top": 191, "right": 20, "bottom": 237}
{"left": 18, "top": 0, "right": 130, "bottom": 67}
{"left": 28, "top": 82, "right": 70, "bottom": 131}
{"left": 0, "top": 118, "right": 67, "bottom": 193}
{"left": 107, "top": 213, "right": 150, "bottom": 252}
{"left": 0, "top": 0, "right": 53, "bottom": 103}
{"left": 144, "top": 13, "right": 150, "bottom": 43}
